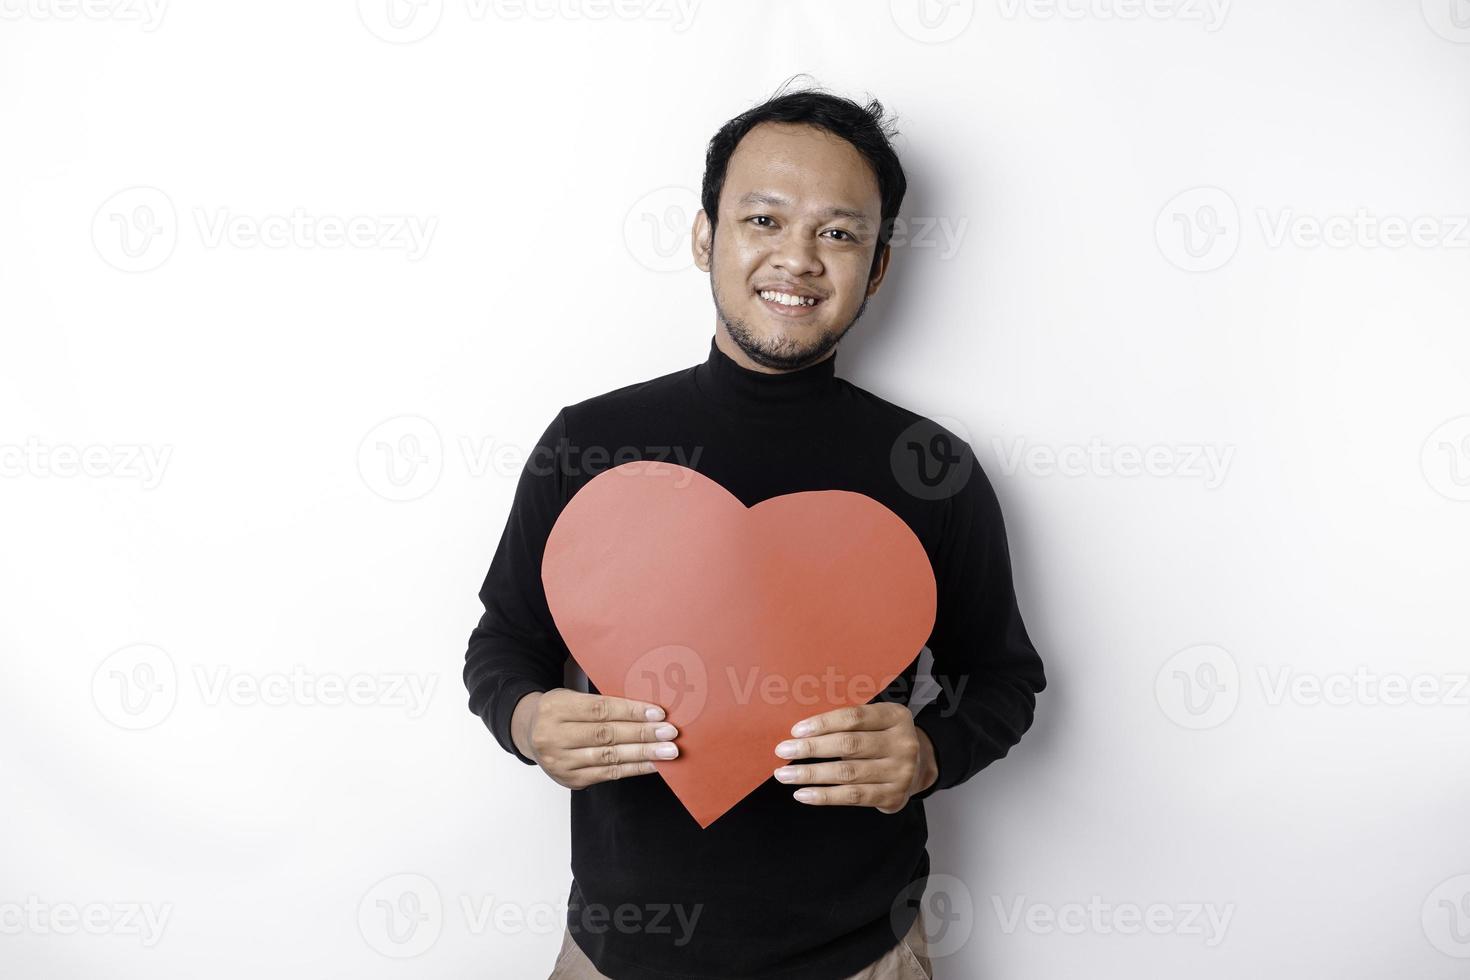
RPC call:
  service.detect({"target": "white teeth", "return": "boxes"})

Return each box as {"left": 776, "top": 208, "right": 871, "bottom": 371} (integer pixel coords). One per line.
{"left": 758, "top": 290, "right": 818, "bottom": 307}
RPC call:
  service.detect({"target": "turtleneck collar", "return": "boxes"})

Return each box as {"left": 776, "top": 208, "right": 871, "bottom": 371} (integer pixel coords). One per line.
{"left": 692, "top": 334, "right": 839, "bottom": 417}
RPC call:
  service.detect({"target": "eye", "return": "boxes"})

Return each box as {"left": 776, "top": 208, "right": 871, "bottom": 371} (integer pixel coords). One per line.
{"left": 748, "top": 215, "right": 776, "bottom": 228}
{"left": 824, "top": 229, "right": 855, "bottom": 241}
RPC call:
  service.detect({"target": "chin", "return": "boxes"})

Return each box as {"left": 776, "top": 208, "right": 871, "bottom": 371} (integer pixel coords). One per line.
{"left": 747, "top": 325, "right": 835, "bottom": 366}
{"left": 716, "top": 290, "right": 847, "bottom": 369}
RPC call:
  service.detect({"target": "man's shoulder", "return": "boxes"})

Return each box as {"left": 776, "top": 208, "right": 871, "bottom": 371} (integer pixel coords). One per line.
{"left": 559, "top": 361, "right": 696, "bottom": 430}
{"left": 838, "top": 376, "right": 977, "bottom": 454}
{"left": 838, "top": 377, "right": 999, "bottom": 513}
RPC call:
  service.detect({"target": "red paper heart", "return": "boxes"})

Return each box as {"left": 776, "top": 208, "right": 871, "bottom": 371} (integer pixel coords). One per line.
{"left": 541, "top": 460, "right": 937, "bottom": 828}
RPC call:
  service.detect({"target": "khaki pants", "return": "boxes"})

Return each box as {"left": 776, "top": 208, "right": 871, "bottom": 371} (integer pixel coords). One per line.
{"left": 547, "top": 909, "right": 933, "bottom": 979}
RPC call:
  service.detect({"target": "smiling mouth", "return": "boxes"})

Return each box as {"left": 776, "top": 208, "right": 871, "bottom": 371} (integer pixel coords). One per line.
{"left": 755, "top": 288, "right": 824, "bottom": 317}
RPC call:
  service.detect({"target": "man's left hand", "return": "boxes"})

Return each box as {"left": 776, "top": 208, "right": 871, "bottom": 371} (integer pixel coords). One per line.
{"left": 773, "top": 703, "right": 938, "bottom": 813}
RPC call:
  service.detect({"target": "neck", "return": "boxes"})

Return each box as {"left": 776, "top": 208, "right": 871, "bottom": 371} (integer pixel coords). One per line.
{"left": 692, "top": 328, "right": 840, "bottom": 420}
{"left": 712, "top": 321, "right": 839, "bottom": 375}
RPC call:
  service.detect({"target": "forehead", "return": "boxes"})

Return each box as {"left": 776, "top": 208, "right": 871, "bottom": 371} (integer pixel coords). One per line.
{"left": 721, "top": 121, "right": 881, "bottom": 220}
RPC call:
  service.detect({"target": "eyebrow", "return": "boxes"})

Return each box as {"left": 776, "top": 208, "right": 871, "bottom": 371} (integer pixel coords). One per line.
{"left": 735, "top": 191, "right": 873, "bottom": 226}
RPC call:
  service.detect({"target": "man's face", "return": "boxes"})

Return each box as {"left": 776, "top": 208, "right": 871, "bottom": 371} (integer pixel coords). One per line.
{"left": 693, "top": 121, "right": 889, "bottom": 371}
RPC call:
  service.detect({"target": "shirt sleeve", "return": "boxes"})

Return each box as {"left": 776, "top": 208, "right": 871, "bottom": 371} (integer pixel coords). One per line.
{"left": 462, "top": 408, "right": 573, "bottom": 765}
{"left": 910, "top": 442, "right": 1046, "bottom": 800}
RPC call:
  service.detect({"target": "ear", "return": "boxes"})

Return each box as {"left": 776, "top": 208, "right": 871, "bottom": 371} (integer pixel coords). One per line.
{"left": 865, "top": 243, "right": 892, "bottom": 296}
{"left": 691, "top": 209, "right": 713, "bottom": 273}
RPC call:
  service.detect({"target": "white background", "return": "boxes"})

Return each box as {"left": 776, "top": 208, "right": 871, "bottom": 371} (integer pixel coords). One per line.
{"left": 3, "top": 1, "right": 1469, "bottom": 977}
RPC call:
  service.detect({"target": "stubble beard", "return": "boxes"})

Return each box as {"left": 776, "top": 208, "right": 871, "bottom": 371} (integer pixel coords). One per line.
{"left": 709, "top": 249, "right": 871, "bottom": 372}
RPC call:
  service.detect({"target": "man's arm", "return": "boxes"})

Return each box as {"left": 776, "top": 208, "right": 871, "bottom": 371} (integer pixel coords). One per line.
{"left": 463, "top": 408, "right": 572, "bottom": 765}
{"left": 910, "top": 442, "right": 1046, "bottom": 800}
{"left": 770, "top": 440, "right": 1043, "bottom": 810}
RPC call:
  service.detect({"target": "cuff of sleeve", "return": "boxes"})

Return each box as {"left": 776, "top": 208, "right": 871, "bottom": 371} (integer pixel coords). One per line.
{"left": 911, "top": 708, "right": 959, "bottom": 801}
{"left": 484, "top": 678, "right": 552, "bottom": 766}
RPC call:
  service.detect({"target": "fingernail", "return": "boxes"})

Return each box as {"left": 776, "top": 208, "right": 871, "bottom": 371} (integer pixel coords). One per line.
{"left": 775, "top": 741, "right": 798, "bottom": 758}
{"left": 791, "top": 721, "right": 814, "bottom": 736}
{"left": 645, "top": 706, "right": 665, "bottom": 721}
{"left": 794, "top": 789, "right": 817, "bottom": 803}
{"left": 654, "top": 724, "right": 677, "bottom": 740}
{"left": 655, "top": 743, "right": 678, "bottom": 759}
{"left": 774, "top": 767, "right": 798, "bottom": 782}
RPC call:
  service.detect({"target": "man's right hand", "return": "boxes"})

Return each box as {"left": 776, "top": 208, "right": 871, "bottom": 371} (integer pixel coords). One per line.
{"left": 511, "top": 688, "right": 679, "bottom": 789}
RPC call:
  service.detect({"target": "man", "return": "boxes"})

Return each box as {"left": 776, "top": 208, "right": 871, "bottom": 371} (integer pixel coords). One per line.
{"left": 463, "top": 85, "right": 1047, "bottom": 979}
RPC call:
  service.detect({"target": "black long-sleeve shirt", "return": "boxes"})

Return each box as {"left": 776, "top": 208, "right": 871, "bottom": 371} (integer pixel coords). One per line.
{"left": 463, "top": 335, "right": 1046, "bottom": 980}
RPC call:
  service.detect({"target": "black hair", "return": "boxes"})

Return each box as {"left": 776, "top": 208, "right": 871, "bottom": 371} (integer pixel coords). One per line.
{"left": 700, "top": 76, "right": 907, "bottom": 281}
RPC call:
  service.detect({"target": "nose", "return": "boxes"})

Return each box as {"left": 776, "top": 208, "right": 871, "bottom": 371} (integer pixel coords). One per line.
{"left": 769, "top": 228, "right": 823, "bottom": 280}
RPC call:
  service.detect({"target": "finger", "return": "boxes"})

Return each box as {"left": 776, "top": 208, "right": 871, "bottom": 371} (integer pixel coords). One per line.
{"left": 788, "top": 783, "right": 886, "bottom": 807}
{"left": 564, "top": 691, "right": 668, "bottom": 723}
{"left": 576, "top": 759, "right": 662, "bottom": 785}
{"left": 787, "top": 704, "right": 899, "bottom": 739}
{"left": 772, "top": 759, "right": 886, "bottom": 786}
{"left": 774, "top": 730, "right": 878, "bottom": 762}
{"left": 570, "top": 738, "right": 679, "bottom": 772}
{"left": 566, "top": 719, "right": 679, "bottom": 750}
